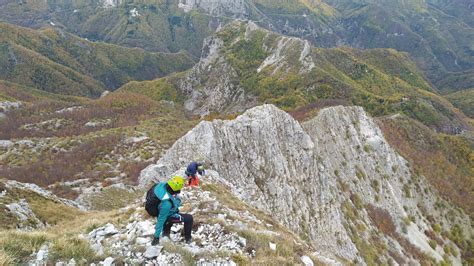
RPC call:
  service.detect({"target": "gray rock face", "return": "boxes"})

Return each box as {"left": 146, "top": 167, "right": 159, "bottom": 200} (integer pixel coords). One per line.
{"left": 102, "top": 0, "right": 121, "bottom": 8}
{"left": 178, "top": 0, "right": 248, "bottom": 18}
{"left": 144, "top": 245, "right": 163, "bottom": 259}
{"left": 178, "top": 35, "right": 257, "bottom": 117}
{"left": 253, "top": 24, "right": 316, "bottom": 75}
{"left": 139, "top": 164, "right": 172, "bottom": 186}
{"left": 33, "top": 244, "right": 49, "bottom": 265}
{"left": 176, "top": 22, "right": 318, "bottom": 117}
{"left": 5, "top": 199, "right": 44, "bottom": 230}
{"left": 300, "top": 255, "right": 314, "bottom": 266}
{"left": 102, "top": 257, "right": 115, "bottom": 266}
{"left": 141, "top": 104, "right": 471, "bottom": 263}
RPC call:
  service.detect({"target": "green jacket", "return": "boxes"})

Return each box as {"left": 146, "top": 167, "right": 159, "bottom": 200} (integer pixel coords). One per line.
{"left": 153, "top": 182, "right": 181, "bottom": 237}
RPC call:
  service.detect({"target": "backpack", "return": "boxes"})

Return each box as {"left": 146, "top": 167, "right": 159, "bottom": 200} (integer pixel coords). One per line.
{"left": 144, "top": 183, "right": 174, "bottom": 217}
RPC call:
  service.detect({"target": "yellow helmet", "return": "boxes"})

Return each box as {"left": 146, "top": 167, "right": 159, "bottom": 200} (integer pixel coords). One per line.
{"left": 167, "top": 176, "right": 184, "bottom": 192}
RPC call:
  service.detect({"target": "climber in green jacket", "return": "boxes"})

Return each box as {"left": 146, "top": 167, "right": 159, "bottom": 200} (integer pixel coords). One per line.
{"left": 151, "top": 176, "right": 193, "bottom": 245}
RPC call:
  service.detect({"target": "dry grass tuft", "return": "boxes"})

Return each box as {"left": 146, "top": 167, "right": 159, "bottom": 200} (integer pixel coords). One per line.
{"left": 0, "top": 209, "right": 123, "bottom": 264}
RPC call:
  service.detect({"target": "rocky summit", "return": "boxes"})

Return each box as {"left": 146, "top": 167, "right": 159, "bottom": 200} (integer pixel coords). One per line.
{"left": 141, "top": 104, "right": 471, "bottom": 264}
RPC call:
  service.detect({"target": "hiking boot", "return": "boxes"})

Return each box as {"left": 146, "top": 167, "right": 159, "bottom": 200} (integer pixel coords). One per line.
{"left": 151, "top": 237, "right": 160, "bottom": 246}
{"left": 184, "top": 238, "right": 192, "bottom": 244}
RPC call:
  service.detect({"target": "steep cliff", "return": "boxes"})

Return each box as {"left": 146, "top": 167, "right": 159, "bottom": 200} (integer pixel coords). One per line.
{"left": 178, "top": 0, "right": 249, "bottom": 18}
{"left": 140, "top": 104, "right": 472, "bottom": 264}
{"left": 122, "top": 21, "right": 469, "bottom": 134}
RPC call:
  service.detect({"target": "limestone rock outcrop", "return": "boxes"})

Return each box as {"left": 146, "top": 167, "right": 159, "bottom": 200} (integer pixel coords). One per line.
{"left": 178, "top": 0, "right": 249, "bottom": 18}
{"left": 140, "top": 104, "right": 471, "bottom": 263}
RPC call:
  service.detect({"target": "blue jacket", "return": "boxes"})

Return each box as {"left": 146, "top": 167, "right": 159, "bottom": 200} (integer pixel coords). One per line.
{"left": 153, "top": 182, "right": 181, "bottom": 238}
{"left": 185, "top": 162, "right": 204, "bottom": 176}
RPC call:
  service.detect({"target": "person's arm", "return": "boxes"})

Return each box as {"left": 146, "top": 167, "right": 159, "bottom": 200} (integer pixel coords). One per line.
{"left": 175, "top": 196, "right": 181, "bottom": 206}
{"left": 170, "top": 196, "right": 183, "bottom": 220}
{"left": 154, "top": 200, "right": 172, "bottom": 238}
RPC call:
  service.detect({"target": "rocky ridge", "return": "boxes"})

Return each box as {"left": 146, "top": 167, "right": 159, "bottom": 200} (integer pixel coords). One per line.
{"left": 83, "top": 186, "right": 250, "bottom": 265}
{"left": 3, "top": 180, "right": 82, "bottom": 210}
{"left": 0, "top": 179, "right": 83, "bottom": 230}
{"left": 1, "top": 103, "right": 471, "bottom": 264}
{"left": 175, "top": 0, "right": 474, "bottom": 92}
{"left": 25, "top": 175, "right": 320, "bottom": 265}
{"left": 140, "top": 104, "right": 472, "bottom": 264}
{"left": 178, "top": 34, "right": 256, "bottom": 117}
{"left": 127, "top": 21, "right": 469, "bottom": 134}
{"left": 178, "top": 22, "right": 319, "bottom": 117}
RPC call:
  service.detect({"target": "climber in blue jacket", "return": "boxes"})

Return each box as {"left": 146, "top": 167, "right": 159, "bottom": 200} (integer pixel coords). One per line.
{"left": 151, "top": 176, "right": 193, "bottom": 245}
{"left": 185, "top": 161, "right": 205, "bottom": 187}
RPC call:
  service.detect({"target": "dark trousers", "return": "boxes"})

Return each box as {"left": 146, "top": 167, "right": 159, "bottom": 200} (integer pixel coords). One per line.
{"left": 162, "top": 213, "right": 193, "bottom": 241}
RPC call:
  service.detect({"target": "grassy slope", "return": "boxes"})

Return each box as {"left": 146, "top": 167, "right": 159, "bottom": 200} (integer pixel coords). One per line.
{"left": 118, "top": 76, "right": 184, "bottom": 103}
{"left": 427, "top": 0, "right": 474, "bottom": 27}
{"left": 446, "top": 88, "right": 474, "bottom": 118}
{"left": 0, "top": 81, "right": 197, "bottom": 189}
{"left": 0, "top": 80, "right": 85, "bottom": 103}
{"left": 0, "top": 22, "right": 194, "bottom": 97}
{"left": 0, "top": 180, "right": 84, "bottom": 230}
{"left": 220, "top": 24, "right": 470, "bottom": 133}
{"left": 0, "top": 186, "right": 116, "bottom": 264}
{"left": 378, "top": 115, "right": 474, "bottom": 217}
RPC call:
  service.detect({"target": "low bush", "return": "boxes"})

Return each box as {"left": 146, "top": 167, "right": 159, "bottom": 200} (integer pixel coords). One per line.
{"left": 0, "top": 135, "right": 121, "bottom": 186}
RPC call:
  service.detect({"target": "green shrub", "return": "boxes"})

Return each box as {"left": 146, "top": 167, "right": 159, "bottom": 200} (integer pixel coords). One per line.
{"left": 364, "top": 144, "right": 371, "bottom": 153}
{"left": 350, "top": 194, "right": 364, "bottom": 210}
{"left": 443, "top": 245, "right": 451, "bottom": 255}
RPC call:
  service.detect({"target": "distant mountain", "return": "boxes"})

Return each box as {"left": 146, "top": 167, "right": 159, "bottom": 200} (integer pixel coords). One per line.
{"left": 121, "top": 22, "right": 469, "bottom": 134}
{"left": 1, "top": 0, "right": 472, "bottom": 92}
{"left": 0, "top": 22, "right": 194, "bottom": 97}
{"left": 322, "top": 0, "right": 474, "bottom": 93}
{"left": 0, "top": 0, "right": 222, "bottom": 56}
